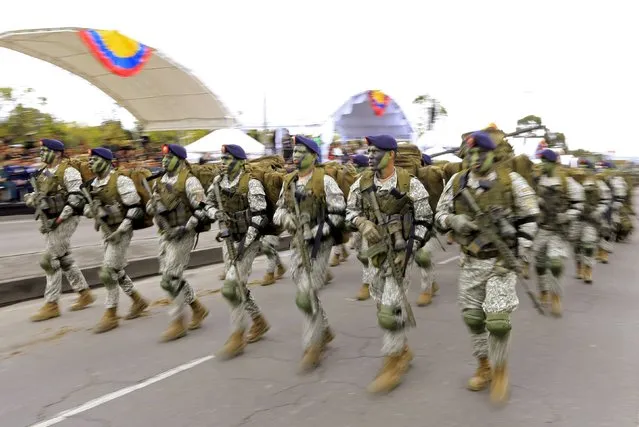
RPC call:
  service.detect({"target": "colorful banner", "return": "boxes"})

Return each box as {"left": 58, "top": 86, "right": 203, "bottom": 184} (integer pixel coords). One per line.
{"left": 367, "top": 90, "right": 390, "bottom": 116}
{"left": 78, "top": 29, "right": 152, "bottom": 77}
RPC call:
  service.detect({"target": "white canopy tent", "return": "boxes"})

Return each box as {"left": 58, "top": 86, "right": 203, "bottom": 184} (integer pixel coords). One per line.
{"left": 320, "top": 90, "right": 415, "bottom": 161}
{"left": 185, "top": 128, "right": 265, "bottom": 162}
{"left": 0, "top": 27, "right": 238, "bottom": 131}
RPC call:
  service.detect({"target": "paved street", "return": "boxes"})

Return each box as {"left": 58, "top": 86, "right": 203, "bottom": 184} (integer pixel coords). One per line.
{"left": 1, "top": 231, "right": 638, "bottom": 427}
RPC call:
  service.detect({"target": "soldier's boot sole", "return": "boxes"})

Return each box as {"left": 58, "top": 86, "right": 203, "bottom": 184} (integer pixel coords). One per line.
{"left": 356, "top": 284, "right": 370, "bottom": 301}
{"left": 416, "top": 291, "right": 433, "bottom": 307}
{"left": 161, "top": 317, "right": 187, "bottom": 342}
{"left": 217, "top": 331, "right": 246, "bottom": 360}
{"left": 583, "top": 266, "right": 593, "bottom": 284}
{"left": 69, "top": 290, "right": 96, "bottom": 312}
{"left": 490, "top": 364, "right": 510, "bottom": 404}
{"left": 30, "top": 302, "right": 61, "bottom": 322}
{"left": 246, "top": 315, "right": 270, "bottom": 343}
{"left": 467, "top": 357, "right": 492, "bottom": 391}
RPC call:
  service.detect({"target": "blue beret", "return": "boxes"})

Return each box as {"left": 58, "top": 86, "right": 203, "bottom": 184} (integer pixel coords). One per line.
{"left": 352, "top": 154, "right": 369, "bottom": 167}
{"left": 163, "top": 144, "right": 187, "bottom": 160}
{"left": 422, "top": 154, "right": 432, "bottom": 165}
{"left": 538, "top": 149, "right": 558, "bottom": 162}
{"left": 465, "top": 131, "right": 496, "bottom": 151}
{"left": 365, "top": 135, "right": 398, "bottom": 151}
{"left": 40, "top": 138, "right": 65, "bottom": 152}
{"left": 90, "top": 147, "right": 114, "bottom": 161}
{"left": 293, "top": 135, "right": 320, "bottom": 156}
{"left": 222, "top": 144, "right": 247, "bottom": 160}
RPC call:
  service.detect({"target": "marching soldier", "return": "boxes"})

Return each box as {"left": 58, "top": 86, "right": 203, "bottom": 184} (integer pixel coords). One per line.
{"left": 25, "top": 139, "right": 95, "bottom": 321}
{"left": 435, "top": 131, "right": 539, "bottom": 403}
{"left": 346, "top": 135, "right": 434, "bottom": 393}
{"left": 83, "top": 147, "right": 150, "bottom": 333}
{"left": 416, "top": 153, "right": 440, "bottom": 306}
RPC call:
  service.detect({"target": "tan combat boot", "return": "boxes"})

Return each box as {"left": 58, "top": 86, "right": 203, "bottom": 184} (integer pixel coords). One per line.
{"left": 539, "top": 290, "right": 550, "bottom": 306}
{"left": 299, "top": 344, "right": 323, "bottom": 373}
{"left": 161, "top": 316, "right": 187, "bottom": 342}
{"left": 125, "top": 291, "right": 149, "bottom": 320}
{"left": 367, "top": 352, "right": 407, "bottom": 393}
{"left": 416, "top": 290, "right": 432, "bottom": 306}
{"left": 322, "top": 327, "right": 335, "bottom": 348}
{"left": 217, "top": 330, "right": 246, "bottom": 359}
{"left": 356, "top": 283, "right": 370, "bottom": 300}
{"left": 550, "top": 293, "right": 562, "bottom": 317}
{"left": 329, "top": 253, "right": 340, "bottom": 267}
{"left": 30, "top": 301, "right": 61, "bottom": 322}
{"left": 188, "top": 299, "right": 209, "bottom": 330}
{"left": 398, "top": 345, "right": 414, "bottom": 371}
{"left": 275, "top": 263, "right": 287, "bottom": 279}
{"left": 490, "top": 363, "right": 510, "bottom": 403}
{"left": 467, "top": 356, "right": 492, "bottom": 391}
{"left": 246, "top": 314, "right": 270, "bottom": 343}
{"left": 583, "top": 265, "right": 593, "bottom": 284}
{"left": 521, "top": 261, "right": 530, "bottom": 279}
{"left": 599, "top": 249, "right": 609, "bottom": 264}
{"left": 339, "top": 246, "right": 349, "bottom": 262}
{"left": 69, "top": 289, "right": 96, "bottom": 311}
{"left": 575, "top": 262, "right": 583, "bottom": 279}
{"left": 94, "top": 307, "right": 119, "bottom": 334}
{"left": 260, "top": 272, "right": 276, "bottom": 286}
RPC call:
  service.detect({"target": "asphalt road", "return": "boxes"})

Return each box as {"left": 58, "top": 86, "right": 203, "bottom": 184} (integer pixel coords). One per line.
{"left": 1, "top": 230, "right": 638, "bottom": 427}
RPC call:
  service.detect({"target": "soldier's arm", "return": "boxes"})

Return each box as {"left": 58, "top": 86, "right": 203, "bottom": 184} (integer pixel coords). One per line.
{"left": 273, "top": 185, "right": 288, "bottom": 226}
{"left": 247, "top": 178, "right": 269, "bottom": 241}
{"left": 203, "top": 175, "right": 221, "bottom": 217}
{"left": 116, "top": 175, "right": 143, "bottom": 224}
{"left": 408, "top": 176, "right": 433, "bottom": 244}
{"left": 509, "top": 172, "right": 539, "bottom": 248}
{"left": 60, "top": 166, "right": 86, "bottom": 221}
{"left": 185, "top": 176, "right": 208, "bottom": 227}
{"left": 345, "top": 177, "right": 364, "bottom": 229}
{"left": 433, "top": 172, "right": 457, "bottom": 232}
{"left": 323, "top": 175, "right": 346, "bottom": 228}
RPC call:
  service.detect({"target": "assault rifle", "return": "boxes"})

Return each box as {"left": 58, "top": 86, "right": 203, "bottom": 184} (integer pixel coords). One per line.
{"left": 367, "top": 190, "right": 417, "bottom": 327}
{"left": 80, "top": 184, "right": 113, "bottom": 236}
{"left": 457, "top": 187, "right": 545, "bottom": 315}
{"left": 28, "top": 176, "right": 50, "bottom": 231}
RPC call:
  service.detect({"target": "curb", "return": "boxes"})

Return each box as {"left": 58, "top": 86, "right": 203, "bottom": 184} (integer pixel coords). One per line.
{"left": 0, "top": 235, "right": 292, "bottom": 308}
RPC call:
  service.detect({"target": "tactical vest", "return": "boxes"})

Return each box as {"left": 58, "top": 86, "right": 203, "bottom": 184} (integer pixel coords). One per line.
{"left": 282, "top": 168, "right": 327, "bottom": 230}
{"left": 35, "top": 163, "right": 70, "bottom": 218}
{"left": 451, "top": 168, "right": 514, "bottom": 258}
{"left": 214, "top": 172, "right": 252, "bottom": 241}
{"left": 536, "top": 172, "right": 569, "bottom": 231}
{"left": 91, "top": 172, "right": 126, "bottom": 227}
{"left": 358, "top": 168, "right": 413, "bottom": 244}
{"left": 155, "top": 167, "right": 196, "bottom": 228}
{"left": 582, "top": 180, "right": 600, "bottom": 218}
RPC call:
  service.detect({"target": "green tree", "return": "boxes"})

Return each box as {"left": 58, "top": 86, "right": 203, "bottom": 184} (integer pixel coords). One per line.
{"left": 413, "top": 94, "right": 448, "bottom": 137}
{"left": 517, "top": 115, "right": 543, "bottom": 126}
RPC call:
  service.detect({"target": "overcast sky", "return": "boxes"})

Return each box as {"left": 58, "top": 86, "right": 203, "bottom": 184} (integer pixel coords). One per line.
{"left": 1, "top": 0, "right": 637, "bottom": 156}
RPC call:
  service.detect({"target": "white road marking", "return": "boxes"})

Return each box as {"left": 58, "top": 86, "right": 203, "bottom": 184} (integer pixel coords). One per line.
{"left": 438, "top": 255, "right": 460, "bottom": 265}
{"left": 29, "top": 355, "right": 215, "bottom": 427}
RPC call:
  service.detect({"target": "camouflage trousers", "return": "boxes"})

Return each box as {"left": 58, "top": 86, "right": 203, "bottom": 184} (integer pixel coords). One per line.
{"left": 532, "top": 228, "right": 569, "bottom": 296}
{"left": 41, "top": 217, "right": 89, "bottom": 303}
{"left": 356, "top": 233, "right": 375, "bottom": 285}
{"left": 102, "top": 230, "right": 136, "bottom": 308}
{"left": 370, "top": 253, "right": 415, "bottom": 356}
{"left": 159, "top": 232, "right": 196, "bottom": 321}
{"left": 419, "top": 239, "right": 438, "bottom": 292}
{"left": 458, "top": 255, "right": 518, "bottom": 367}
{"left": 222, "top": 235, "right": 281, "bottom": 275}
{"left": 570, "top": 220, "right": 599, "bottom": 267}
{"left": 225, "top": 239, "right": 263, "bottom": 333}
{"left": 290, "top": 238, "right": 332, "bottom": 351}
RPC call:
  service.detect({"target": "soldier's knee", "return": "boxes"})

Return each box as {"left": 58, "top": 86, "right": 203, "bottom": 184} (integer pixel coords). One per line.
{"left": 59, "top": 253, "right": 74, "bottom": 272}
{"left": 582, "top": 244, "right": 595, "bottom": 257}
{"left": 295, "top": 290, "right": 313, "bottom": 314}
{"left": 462, "top": 308, "right": 486, "bottom": 333}
{"left": 485, "top": 312, "right": 511, "bottom": 337}
{"left": 549, "top": 257, "right": 563, "bottom": 277}
{"left": 414, "top": 247, "right": 432, "bottom": 268}
{"left": 160, "top": 274, "right": 181, "bottom": 296}
{"left": 99, "top": 266, "right": 117, "bottom": 287}
{"left": 377, "top": 305, "right": 403, "bottom": 331}
{"left": 535, "top": 261, "right": 546, "bottom": 276}
{"left": 39, "top": 253, "right": 59, "bottom": 274}
{"left": 221, "top": 279, "right": 241, "bottom": 306}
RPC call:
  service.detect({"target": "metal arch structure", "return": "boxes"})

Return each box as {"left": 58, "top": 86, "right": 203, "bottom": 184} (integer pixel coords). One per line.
{"left": 0, "top": 27, "right": 238, "bottom": 131}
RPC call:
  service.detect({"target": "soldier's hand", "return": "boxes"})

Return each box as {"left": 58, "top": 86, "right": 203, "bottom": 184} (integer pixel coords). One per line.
{"left": 166, "top": 226, "right": 185, "bottom": 240}
{"left": 448, "top": 214, "right": 478, "bottom": 236}
{"left": 83, "top": 204, "right": 94, "bottom": 219}
{"left": 393, "top": 252, "right": 406, "bottom": 269}
{"left": 356, "top": 218, "right": 381, "bottom": 244}
{"left": 24, "top": 192, "right": 35, "bottom": 208}
{"left": 282, "top": 214, "right": 297, "bottom": 232}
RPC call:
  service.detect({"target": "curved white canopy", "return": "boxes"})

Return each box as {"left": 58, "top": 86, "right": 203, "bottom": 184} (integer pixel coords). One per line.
{"left": 0, "top": 27, "right": 238, "bottom": 131}
{"left": 185, "top": 128, "right": 265, "bottom": 162}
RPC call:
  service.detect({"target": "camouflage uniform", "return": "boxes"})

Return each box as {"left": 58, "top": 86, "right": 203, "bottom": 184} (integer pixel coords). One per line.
{"left": 208, "top": 169, "right": 270, "bottom": 359}
{"left": 85, "top": 168, "right": 150, "bottom": 332}
{"left": 26, "top": 160, "right": 94, "bottom": 321}
{"left": 148, "top": 163, "right": 209, "bottom": 341}
{"left": 532, "top": 173, "right": 583, "bottom": 315}
{"left": 595, "top": 178, "right": 613, "bottom": 262}
{"left": 608, "top": 174, "right": 630, "bottom": 242}
{"left": 436, "top": 167, "right": 539, "bottom": 399}
{"left": 275, "top": 166, "right": 346, "bottom": 370}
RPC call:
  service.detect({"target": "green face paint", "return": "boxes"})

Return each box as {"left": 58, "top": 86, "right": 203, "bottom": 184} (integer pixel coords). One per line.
{"left": 40, "top": 147, "right": 56, "bottom": 165}
{"left": 293, "top": 145, "right": 315, "bottom": 171}
{"left": 367, "top": 147, "right": 392, "bottom": 171}
{"left": 541, "top": 158, "right": 557, "bottom": 176}
{"left": 89, "top": 155, "right": 110, "bottom": 175}
{"left": 469, "top": 148, "right": 494, "bottom": 175}
{"left": 162, "top": 154, "right": 180, "bottom": 172}
{"left": 222, "top": 154, "right": 244, "bottom": 176}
